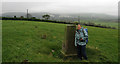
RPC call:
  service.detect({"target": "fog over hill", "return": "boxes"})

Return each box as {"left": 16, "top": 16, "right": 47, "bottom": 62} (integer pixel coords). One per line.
{"left": 2, "top": 12, "right": 118, "bottom": 22}
{"left": 2, "top": 1, "right": 118, "bottom": 22}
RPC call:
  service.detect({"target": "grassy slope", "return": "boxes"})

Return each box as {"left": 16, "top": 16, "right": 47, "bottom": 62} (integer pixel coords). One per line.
{"left": 0, "top": 20, "right": 2, "bottom": 63}
{"left": 2, "top": 20, "right": 118, "bottom": 62}
{"left": 79, "top": 20, "right": 118, "bottom": 29}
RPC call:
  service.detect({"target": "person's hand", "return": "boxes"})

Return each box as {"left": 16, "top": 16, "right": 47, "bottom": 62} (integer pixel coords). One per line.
{"left": 80, "top": 38, "right": 83, "bottom": 40}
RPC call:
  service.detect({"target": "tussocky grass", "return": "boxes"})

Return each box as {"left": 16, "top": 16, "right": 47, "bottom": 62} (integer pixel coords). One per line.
{"left": 2, "top": 20, "right": 118, "bottom": 62}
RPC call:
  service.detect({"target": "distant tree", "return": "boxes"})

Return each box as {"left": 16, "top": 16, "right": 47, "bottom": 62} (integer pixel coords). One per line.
{"left": 14, "top": 16, "right": 16, "bottom": 18}
{"left": 20, "top": 16, "right": 24, "bottom": 19}
{"left": 42, "top": 14, "right": 50, "bottom": 20}
{"left": 32, "top": 16, "right": 36, "bottom": 19}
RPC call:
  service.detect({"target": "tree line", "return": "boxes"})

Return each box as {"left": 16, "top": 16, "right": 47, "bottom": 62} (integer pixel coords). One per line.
{"left": 1, "top": 14, "right": 116, "bottom": 29}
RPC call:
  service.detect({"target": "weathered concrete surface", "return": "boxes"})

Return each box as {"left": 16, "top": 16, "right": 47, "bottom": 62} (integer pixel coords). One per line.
{"left": 62, "top": 24, "right": 77, "bottom": 56}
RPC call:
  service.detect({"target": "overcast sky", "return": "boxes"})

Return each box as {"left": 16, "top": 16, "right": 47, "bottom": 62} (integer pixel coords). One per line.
{"left": 1, "top": 0, "right": 120, "bottom": 16}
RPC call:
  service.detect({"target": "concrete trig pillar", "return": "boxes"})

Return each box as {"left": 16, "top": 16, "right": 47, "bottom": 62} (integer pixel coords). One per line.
{"left": 62, "top": 24, "right": 77, "bottom": 56}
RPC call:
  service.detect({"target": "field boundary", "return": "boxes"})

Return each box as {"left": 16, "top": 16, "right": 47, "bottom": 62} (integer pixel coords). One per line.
{"left": 1, "top": 17, "right": 117, "bottom": 29}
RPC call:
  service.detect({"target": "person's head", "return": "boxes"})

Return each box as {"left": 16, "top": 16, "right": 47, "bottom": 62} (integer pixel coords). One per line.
{"left": 77, "top": 24, "right": 81, "bottom": 30}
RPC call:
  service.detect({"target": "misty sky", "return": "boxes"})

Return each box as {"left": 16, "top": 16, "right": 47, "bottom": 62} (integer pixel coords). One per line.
{"left": 1, "top": 0, "right": 120, "bottom": 16}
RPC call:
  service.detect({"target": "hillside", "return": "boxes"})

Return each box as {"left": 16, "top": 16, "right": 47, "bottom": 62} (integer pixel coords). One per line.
{"left": 2, "top": 20, "right": 118, "bottom": 62}
{"left": 2, "top": 12, "right": 117, "bottom": 22}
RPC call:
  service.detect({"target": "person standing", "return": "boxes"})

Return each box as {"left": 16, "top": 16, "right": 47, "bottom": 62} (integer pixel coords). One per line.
{"left": 75, "top": 24, "right": 88, "bottom": 60}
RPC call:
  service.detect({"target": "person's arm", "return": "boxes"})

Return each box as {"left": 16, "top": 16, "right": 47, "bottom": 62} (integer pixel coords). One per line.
{"left": 76, "top": 31, "right": 80, "bottom": 39}
{"left": 75, "top": 31, "right": 80, "bottom": 46}
{"left": 75, "top": 36, "right": 77, "bottom": 46}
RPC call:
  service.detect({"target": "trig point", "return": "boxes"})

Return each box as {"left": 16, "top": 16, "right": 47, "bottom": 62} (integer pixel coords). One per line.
{"left": 62, "top": 24, "right": 77, "bottom": 56}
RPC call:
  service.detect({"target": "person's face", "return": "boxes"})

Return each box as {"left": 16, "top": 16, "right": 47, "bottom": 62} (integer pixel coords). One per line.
{"left": 78, "top": 24, "right": 81, "bottom": 30}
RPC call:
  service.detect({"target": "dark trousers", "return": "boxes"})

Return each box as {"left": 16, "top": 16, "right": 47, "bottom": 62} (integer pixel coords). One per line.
{"left": 77, "top": 44, "right": 87, "bottom": 60}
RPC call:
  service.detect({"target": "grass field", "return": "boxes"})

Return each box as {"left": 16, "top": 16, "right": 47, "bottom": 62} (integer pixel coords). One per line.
{"left": 0, "top": 20, "right": 2, "bottom": 63}
{"left": 78, "top": 20, "right": 118, "bottom": 29}
{"left": 2, "top": 20, "right": 118, "bottom": 62}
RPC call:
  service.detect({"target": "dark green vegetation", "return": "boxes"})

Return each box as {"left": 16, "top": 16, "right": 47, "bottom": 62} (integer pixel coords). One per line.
{"left": 42, "top": 14, "right": 50, "bottom": 20}
{"left": 0, "top": 20, "right": 2, "bottom": 63}
{"left": 2, "top": 20, "right": 118, "bottom": 62}
{"left": 2, "top": 17, "right": 118, "bottom": 29}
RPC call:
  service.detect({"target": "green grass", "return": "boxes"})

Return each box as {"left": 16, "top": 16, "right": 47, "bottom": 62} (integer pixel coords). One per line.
{"left": 93, "top": 22, "right": 118, "bottom": 29}
{"left": 0, "top": 20, "right": 2, "bottom": 63}
{"left": 2, "top": 20, "right": 118, "bottom": 62}
{"left": 77, "top": 20, "right": 118, "bottom": 29}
